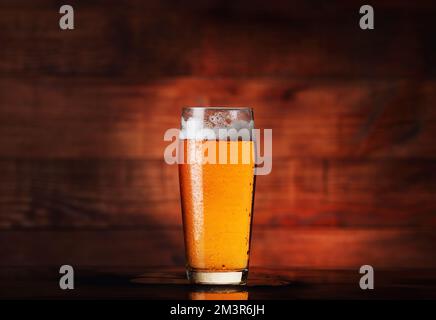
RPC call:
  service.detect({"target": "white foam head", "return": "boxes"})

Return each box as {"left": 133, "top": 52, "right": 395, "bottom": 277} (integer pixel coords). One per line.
{"left": 180, "top": 108, "right": 254, "bottom": 141}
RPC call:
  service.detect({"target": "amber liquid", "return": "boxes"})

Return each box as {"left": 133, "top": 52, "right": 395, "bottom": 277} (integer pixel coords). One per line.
{"left": 190, "top": 290, "right": 249, "bottom": 300}
{"left": 179, "top": 139, "right": 255, "bottom": 272}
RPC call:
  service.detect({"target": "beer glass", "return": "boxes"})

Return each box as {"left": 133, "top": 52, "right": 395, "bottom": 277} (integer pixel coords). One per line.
{"left": 178, "top": 107, "right": 256, "bottom": 285}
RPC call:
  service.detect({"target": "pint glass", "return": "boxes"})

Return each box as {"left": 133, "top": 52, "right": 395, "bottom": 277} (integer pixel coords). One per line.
{"left": 178, "top": 107, "right": 256, "bottom": 285}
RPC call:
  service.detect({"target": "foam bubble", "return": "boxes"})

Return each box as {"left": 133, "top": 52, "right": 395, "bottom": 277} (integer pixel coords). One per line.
{"left": 180, "top": 112, "right": 254, "bottom": 141}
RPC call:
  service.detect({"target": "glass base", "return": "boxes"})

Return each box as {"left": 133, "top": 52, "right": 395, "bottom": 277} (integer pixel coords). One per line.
{"left": 187, "top": 268, "right": 248, "bottom": 285}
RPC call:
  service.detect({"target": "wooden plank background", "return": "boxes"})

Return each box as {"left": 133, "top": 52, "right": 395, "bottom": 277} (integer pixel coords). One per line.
{"left": 1, "top": 0, "right": 436, "bottom": 269}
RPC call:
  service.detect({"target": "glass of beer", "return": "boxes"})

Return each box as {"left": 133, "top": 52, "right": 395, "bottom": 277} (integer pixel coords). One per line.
{"left": 178, "top": 107, "right": 256, "bottom": 285}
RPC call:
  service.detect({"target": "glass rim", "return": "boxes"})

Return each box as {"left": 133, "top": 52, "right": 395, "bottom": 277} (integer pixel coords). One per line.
{"left": 183, "top": 106, "right": 253, "bottom": 111}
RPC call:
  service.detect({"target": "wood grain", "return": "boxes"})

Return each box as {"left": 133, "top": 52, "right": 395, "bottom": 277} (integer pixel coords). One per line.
{"left": 0, "top": 1, "right": 435, "bottom": 78}
{"left": 1, "top": 78, "right": 435, "bottom": 158}
{"left": 1, "top": 158, "right": 435, "bottom": 229}
{"left": 1, "top": 228, "right": 435, "bottom": 269}
{"left": 0, "top": 1, "right": 435, "bottom": 270}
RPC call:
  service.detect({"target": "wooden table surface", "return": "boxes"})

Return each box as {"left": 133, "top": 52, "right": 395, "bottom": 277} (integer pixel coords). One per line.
{"left": 1, "top": 267, "right": 435, "bottom": 300}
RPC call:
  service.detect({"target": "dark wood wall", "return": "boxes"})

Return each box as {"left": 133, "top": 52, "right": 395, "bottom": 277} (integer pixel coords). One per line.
{"left": 1, "top": 0, "right": 436, "bottom": 269}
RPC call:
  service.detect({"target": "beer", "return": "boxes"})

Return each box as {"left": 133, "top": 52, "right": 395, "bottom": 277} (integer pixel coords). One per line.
{"left": 178, "top": 107, "right": 256, "bottom": 285}
{"left": 189, "top": 288, "right": 249, "bottom": 300}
